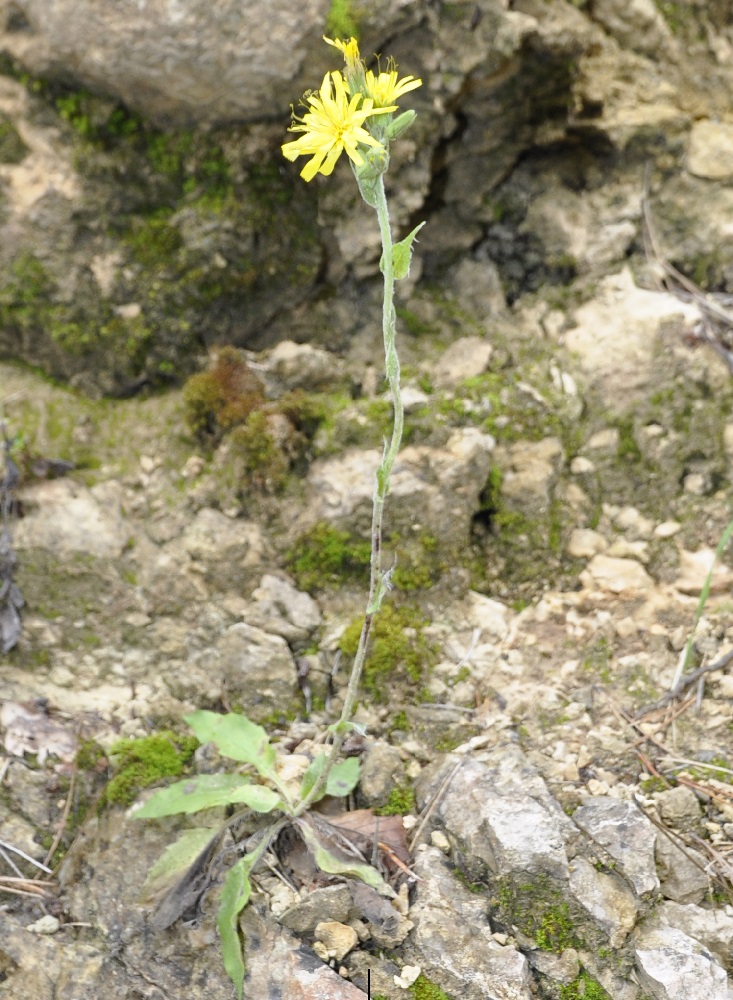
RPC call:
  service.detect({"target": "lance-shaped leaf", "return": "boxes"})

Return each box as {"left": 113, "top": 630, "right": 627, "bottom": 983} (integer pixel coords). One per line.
{"left": 140, "top": 826, "right": 219, "bottom": 903}
{"left": 134, "top": 773, "right": 282, "bottom": 818}
{"left": 185, "top": 711, "right": 277, "bottom": 781}
{"left": 380, "top": 222, "right": 425, "bottom": 280}
{"left": 300, "top": 752, "right": 326, "bottom": 801}
{"left": 217, "top": 854, "right": 256, "bottom": 1000}
{"left": 326, "top": 756, "right": 360, "bottom": 798}
{"left": 295, "top": 816, "right": 395, "bottom": 898}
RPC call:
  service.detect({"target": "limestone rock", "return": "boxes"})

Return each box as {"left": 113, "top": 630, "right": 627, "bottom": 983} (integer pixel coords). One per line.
{"left": 655, "top": 833, "right": 710, "bottom": 905}
{"left": 180, "top": 508, "right": 271, "bottom": 593}
{"left": 573, "top": 798, "right": 659, "bottom": 896}
{"left": 653, "top": 787, "right": 701, "bottom": 828}
{"left": 14, "top": 479, "right": 131, "bottom": 558}
{"left": 314, "top": 921, "right": 359, "bottom": 962}
{"left": 658, "top": 901, "right": 733, "bottom": 968}
{"left": 417, "top": 749, "right": 574, "bottom": 881}
{"left": 580, "top": 554, "right": 654, "bottom": 594}
{"left": 567, "top": 529, "right": 608, "bottom": 559}
{"left": 674, "top": 548, "right": 733, "bottom": 596}
{"left": 433, "top": 335, "right": 494, "bottom": 389}
{"left": 358, "top": 742, "right": 406, "bottom": 809}
{"left": 242, "top": 573, "right": 321, "bottom": 644}
{"left": 688, "top": 121, "right": 733, "bottom": 181}
{"left": 279, "top": 886, "right": 353, "bottom": 934}
{"left": 634, "top": 925, "right": 730, "bottom": 1000}
{"left": 568, "top": 857, "right": 639, "bottom": 948}
{"left": 408, "top": 845, "right": 533, "bottom": 1000}
{"left": 263, "top": 341, "right": 347, "bottom": 394}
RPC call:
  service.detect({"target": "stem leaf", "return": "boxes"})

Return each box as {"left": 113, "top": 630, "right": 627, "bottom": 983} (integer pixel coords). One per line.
{"left": 300, "top": 752, "right": 327, "bottom": 801}
{"left": 390, "top": 222, "right": 425, "bottom": 280}
{"left": 141, "top": 826, "right": 219, "bottom": 901}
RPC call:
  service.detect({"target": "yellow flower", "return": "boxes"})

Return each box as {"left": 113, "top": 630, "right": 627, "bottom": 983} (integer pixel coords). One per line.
{"left": 323, "top": 35, "right": 361, "bottom": 72}
{"left": 364, "top": 67, "right": 422, "bottom": 108}
{"left": 282, "top": 71, "right": 395, "bottom": 182}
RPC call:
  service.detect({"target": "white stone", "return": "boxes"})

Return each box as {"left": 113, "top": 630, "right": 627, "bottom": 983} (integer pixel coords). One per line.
{"left": 688, "top": 120, "right": 733, "bottom": 181}
{"left": 314, "top": 921, "right": 359, "bottom": 962}
{"left": 433, "top": 335, "right": 493, "bottom": 388}
{"left": 569, "top": 858, "right": 638, "bottom": 948}
{"left": 580, "top": 554, "right": 654, "bottom": 593}
{"left": 634, "top": 925, "right": 730, "bottom": 1000}
{"left": 567, "top": 529, "right": 607, "bottom": 559}
{"left": 674, "top": 549, "right": 733, "bottom": 596}
{"left": 654, "top": 521, "right": 681, "bottom": 538}
{"left": 465, "top": 591, "right": 510, "bottom": 641}
{"left": 570, "top": 456, "right": 594, "bottom": 474}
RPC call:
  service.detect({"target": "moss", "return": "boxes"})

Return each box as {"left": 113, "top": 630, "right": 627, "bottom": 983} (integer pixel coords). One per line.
{"left": 560, "top": 973, "right": 611, "bottom": 1000}
{"left": 497, "top": 874, "right": 580, "bottom": 953}
{"left": 339, "top": 604, "right": 438, "bottom": 702}
{"left": 374, "top": 782, "right": 416, "bottom": 816}
{"left": 182, "top": 347, "right": 265, "bottom": 440}
{"left": 0, "top": 114, "right": 28, "bottom": 163}
{"left": 616, "top": 416, "right": 641, "bottom": 463}
{"left": 103, "top": 730, "right": 198, "bottom": 807}
{"left": 76, "top": 739, "right": 107, "bottom": 772}
{"left": 388, "top": 709, "right": 410, "bottom": 733}
{"left": 640, "top": 776, "right": 669, "bottom": 794}
{"left": 581, "top": 637, "right": 612, "bottom": 683}
{"left": 452, "top": 868, "right": 486, "bottom": 894}
{"left": 288, "top": 522, "right": 371, "bottom": 592}
{"left": 228, "top": 410, "right": 289, "bottom": 494}
{"left": 325, "top": 0, "right": 360, "bottom": 39}
{"left": 410, "top": 975, "right": 453, "bottom": 1000}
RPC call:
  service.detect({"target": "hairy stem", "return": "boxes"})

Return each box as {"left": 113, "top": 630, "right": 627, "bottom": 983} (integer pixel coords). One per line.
{"left": 295, "top": 175, "right": 403, "bottom": 815}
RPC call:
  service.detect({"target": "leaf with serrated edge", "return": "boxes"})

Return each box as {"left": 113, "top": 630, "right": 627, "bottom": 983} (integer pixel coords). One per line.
{"left": 392, "top": 222, "right": 425, "bottom": 280}
{"left": 134, "top": 773, "right": 258, "bottom": 818}
{"left": 326, "top": 756, "right": 360, "bottom": 798}
{"left": 296, "top": 818, "right": 395, "bottom": 898}
{"left": 217, "top": 855, "right": 254, "bottom": 1000}
{"left": 300, "top": 753, "right": 327, "bottom": 801}
{"left": 140, "top": 827, "right": 219, "bottom": 902}
{"left": 185, "top": 711, "right": 277, "bottom": 779}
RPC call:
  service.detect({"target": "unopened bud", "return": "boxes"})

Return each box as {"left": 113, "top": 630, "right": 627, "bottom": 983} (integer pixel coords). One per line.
{"left": 387, "top": 110, "right": 416, "bottom": 141}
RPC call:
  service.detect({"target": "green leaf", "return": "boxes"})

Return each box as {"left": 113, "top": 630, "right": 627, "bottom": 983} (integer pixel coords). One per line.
{"left": 300, "top": 753, "right": 327, "bottom": 801}
{"left": 140, "top": 827, "right": 219, "bottom": 902}
{"left": 217, "top": 856, "right": 254, "bottom": 1000}
{"left": 296, "top": 818, "right": 395, "bottom": 898}
{"left": 326, "top": 757, "right": 360, "bottom": 798}
{"left": 134, "top": 773, "right": 262, "bottom": 818}
{"left": 238, "top": 785, "right": 283, "bottom": 813}
{"left": 391, "top": 222, "right": 425, "bottom": 280}
{"left": 184, "top": 711, "right": 277, "bottom": 780}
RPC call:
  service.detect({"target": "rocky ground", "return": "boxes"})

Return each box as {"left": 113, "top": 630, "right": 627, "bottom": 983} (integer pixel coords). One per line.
{"left": 2, "top": 0, "right": 733, "bottom": 998}
{"left": 2, "top": 268, "right": 733, "bottom": 999}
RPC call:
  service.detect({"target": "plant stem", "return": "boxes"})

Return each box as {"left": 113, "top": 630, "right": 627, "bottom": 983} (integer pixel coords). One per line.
{"left": 295, "top": 174, "right": 403, "bottom": 815}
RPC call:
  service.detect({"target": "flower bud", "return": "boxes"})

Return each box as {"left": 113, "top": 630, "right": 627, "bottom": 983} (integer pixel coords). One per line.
{"left": 387, "top": 110, "right": 416, "bottom": 141}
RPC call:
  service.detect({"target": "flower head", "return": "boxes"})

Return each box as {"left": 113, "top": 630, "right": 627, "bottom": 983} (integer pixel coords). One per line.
{"left": 282, "top": 71, "right": 396, "bottom": 182}
{"left": 323, "top": 35, "right": 362, "bottom": 73}
{"left": 364, "top": 67, "right": 422, "bottom": 108}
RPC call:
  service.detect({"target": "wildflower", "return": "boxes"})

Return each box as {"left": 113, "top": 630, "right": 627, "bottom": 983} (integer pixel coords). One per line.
{"left": 282, "top": 71, "right": 395, "bottom": 182}
{"left": 364, "top": 67, "right": 421, "bottom": 108}
{"left": 323, "top": 35, "right": 362, "bottom": 73}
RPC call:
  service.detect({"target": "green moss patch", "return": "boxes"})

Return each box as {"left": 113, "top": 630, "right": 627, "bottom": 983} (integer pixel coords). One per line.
{"left": 103, "top": 731, "right": 198, "bottom": 807}
{"left": 339, "top": 604, "right": 438, "bottom": 702}
{"left": 410, "top": 976, "right": 453, "bottom": 1000}
{"left": 496, "top": 874, "right": 580, "bottom": 953}
{"left": 288, "top": 522, "right": 371, "bottom": 592}
{"left": 374, "top": 782, "right": 416, "bottom": 816}
{"left": 560, "top": 973, "right": 611, "bottom": 1000}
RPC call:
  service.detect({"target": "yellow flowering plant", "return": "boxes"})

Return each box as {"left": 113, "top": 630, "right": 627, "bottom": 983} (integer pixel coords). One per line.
{"left": 132, "top": 36, "right": 423, "bottom": 1000}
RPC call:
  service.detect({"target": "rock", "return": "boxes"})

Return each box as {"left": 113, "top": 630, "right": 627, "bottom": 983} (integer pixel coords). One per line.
{"left": 568, "top": 857, "right": 639, "bottom": 948}
{"left": 174, "top": 622, "right": 298, "bottom": 719}
{"left": 465, "top": 591, "right": 510, "bottom": 641}
{"left": 314, "top": 921, "right": 359, "bottom": 962}
{"left": 264, "top": 341, "right": 346, "bottom": 393}
{"left": 634, "top": 925, "right": 730, "bottom": 1000}
{"left": 305, "top": 428, "right": 494, "bottom": 547}
{"left": 408, "top": 845, "right": 533, "bottom": 1000}
{"left": 417, "top": 749, "right": 573, "bottom": 881}
{"left": 655, "top": 833, "right": 710, "bottom": 905}
{"left": 674, "top": 548, "right": 733, "bottom": 596}
{"left": 658, "top": 901, "right": 733, "bottom": 968}
{"left": 572, "top": 798, "right": 659, "bottom": 896}
{"left": 580, "top": 555, "right": 654, "bottom": 594}
{"left": 564, "top": 269, "right": 698, "bottom": 409}
{"left": 26, "top": 915, "right": 61, "bottom": 935}
{"left": 242, "top": 573, "right": 321, "bottom": 644}
{"left": 567, "top": 529, "right": 608, "bottom": 559}
{"left": 688, "top": 121, "right": 733, "bottom": 181}
{"left": 279, "top": 886, "right": 353, "bottom": 934}
{"left": 180, "top": 508, "right": 271, "bottom": 593}
{"left": 358, "top": 743, "right": 406, "bottom": 809}
{"left": 14, "top": 479, "right": 131, "bottom": 558}
{"left": 494, "top": 437, "right": 564, "bottom": 507}
{"left": 653, "top": 787, "right": 701, "bottom": 828}
{"left": 528, "top": 948, "right": 580, "bottom": 986}
{"left": 432, "top": 335, "right": 494, "bottom": 388}
{"left": 591, "top": 0, "right": 673, "bottom": 58}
